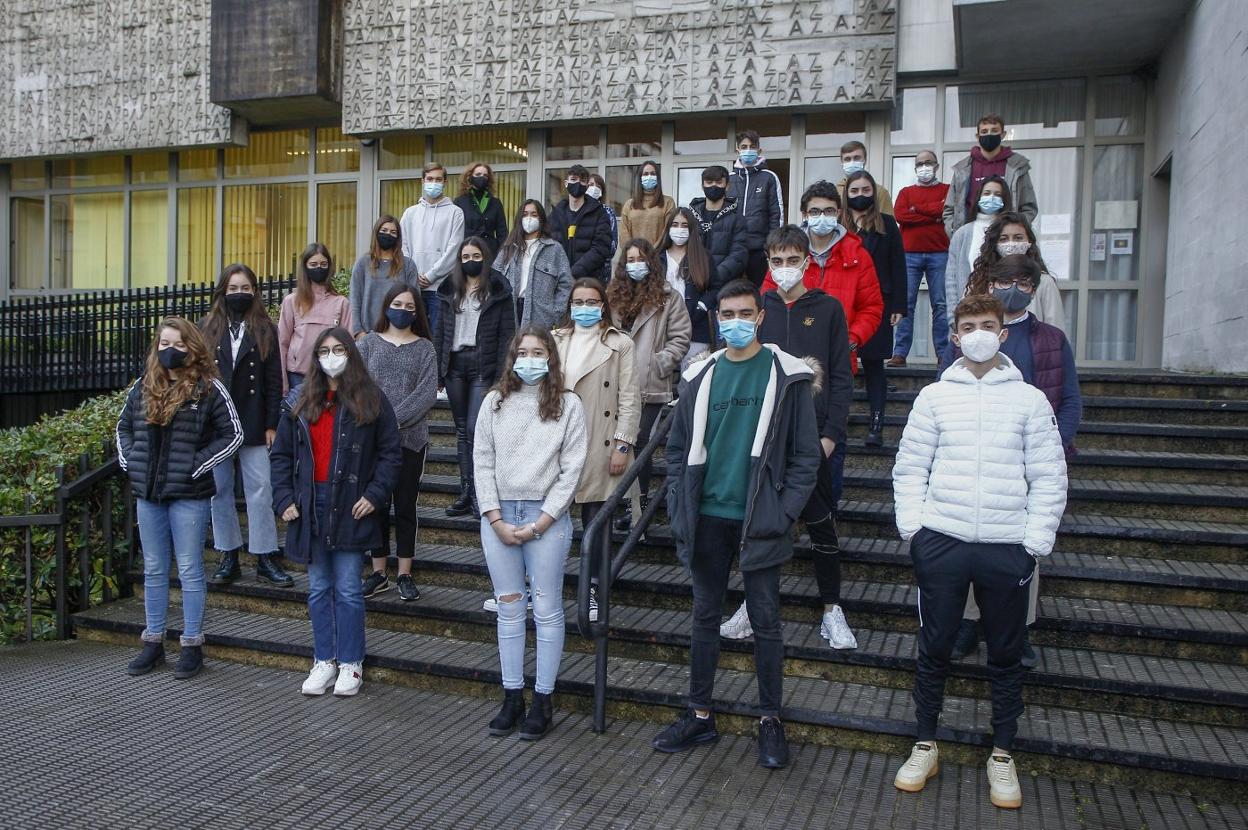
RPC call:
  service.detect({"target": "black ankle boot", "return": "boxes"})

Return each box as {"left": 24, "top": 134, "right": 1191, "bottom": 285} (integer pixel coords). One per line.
{"left": 126, "top": 640, "right": 165, "bottom": 676}
{"left": 519, "top": 692, "right": 554, "bottom": 740}
{"left": 446, "top": 476, "right": 473, "bottom": 517}
{"left": 488, "top": 688, "right": 527, "bottom": 736}
{"left": 865, "top": 411, "right": 884, "bottom": 448}
{"left": 173, "top": 645, "right": 203, "bottom": 679}
{"left": 210, "top": 548, "right": 241, "bottom": 585}
{"left": 613, "top": 508, "right": 633, "bottom": 534}
{"left": 256, "top": 554, "right": 294, "bottom": 588}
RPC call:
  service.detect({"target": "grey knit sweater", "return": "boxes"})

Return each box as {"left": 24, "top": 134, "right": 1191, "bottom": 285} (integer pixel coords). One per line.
{"left": 349, "top": 255, "right": 423, "bottom": 335}
{"left": 356, "top": 333, "right": 438, "bottom": 451}
{"left": 473, "top": 384, "right": 587, "bottom": 521}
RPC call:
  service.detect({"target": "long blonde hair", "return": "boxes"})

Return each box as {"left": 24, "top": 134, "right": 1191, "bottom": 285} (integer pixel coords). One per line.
{"left": 141, "top": 317, "right": 218, "bottom": 425}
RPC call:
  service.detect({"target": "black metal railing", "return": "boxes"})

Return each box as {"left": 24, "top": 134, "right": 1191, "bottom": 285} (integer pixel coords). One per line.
{"left": 577, "top": 405, "right": 676, "bottom": 733}
{"left": 0, "top": 448, "right": 133, "bottom": 642}
{"left": 0, "top": 276, "right": 296, "bottom": 395}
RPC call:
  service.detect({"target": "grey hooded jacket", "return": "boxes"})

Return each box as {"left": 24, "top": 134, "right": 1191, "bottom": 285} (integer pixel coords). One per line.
{"left": 943, "top": 152, "right": 1039, "bottom": 236}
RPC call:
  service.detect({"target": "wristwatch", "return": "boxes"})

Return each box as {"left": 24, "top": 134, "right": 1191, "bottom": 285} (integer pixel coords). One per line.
{"left": 616, "top": 443, "right": 631, "bottom": 454}
{"left": 528, "top": 523, "right": 542, "bottom": 540}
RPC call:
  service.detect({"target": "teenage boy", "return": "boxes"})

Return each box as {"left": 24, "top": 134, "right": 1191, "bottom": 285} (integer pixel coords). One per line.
{"left": 727, "top": 130, "right": 784, "bottom": 287}
{"left": 652, "top": 279, "right": 821, "bottom": 770}
{"left": 548, "top": 164, "right": 614, "bottom": 281}
{"left": 891, "top": 294, "right": 1067, "bottom": 810}
{"left": 689, "top": 165, "right": 749, "bottom": 289}
{"left": 400, "top": 161, "right": 465, "bottom": 334}
{"left": 943, "top": 113, "right": 1038, "bottom": 235}
{"left": 836, "top": 140, "right": 894, "bottom": 215}
{"left": 719, "top": 226, "right": 856, "bottom": 648}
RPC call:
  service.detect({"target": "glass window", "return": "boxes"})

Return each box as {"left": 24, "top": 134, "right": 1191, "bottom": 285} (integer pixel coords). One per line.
{"left": 806, "top": 111, "right": 866, "bottom": 151}
{"left": 380, "top": 179, "right": 422, "bottom": 220}
{"left": 52, "top": 156, "right": 125, "bottom": 189}
{"left": 606, "top": 165, "right": 640, "bottom": 216}
{"left": 51, "top": 193, "right": 125, "bottom": 289}
{"left": 607, "top": 123, "right": 661, "bottom": 159}
{"left": 804, "top": 157, "right": 844, "bottom": 187}
{"left": 545, "top": 168, "right": 571, "bottom": 210}
{"left": 317, "top": 182, "right": 357, "bottom": 270}
{"left": 177, "top": 188, "right": 216, "bottom": 284}
{"left": 130, "top": 190, "right": 169, "bottom": 288}
{"left": 10, "top": 159, "right": 46, "bottom": 191}
{"left": 1086, "top": 290, "right": 1136, "bottom": 361}
{"left": 432, "top": 128, "right": 528, "bottom": 167}
{"left": 675, "top": 117, "right": 730, "bottom": 156}
{"left": 224, "top": 130, "right": 310, "bottom": 179}
{"left": 130, "top": 152, "right": 169, "bottom": 184}
{"left": 1095, "top": 76, "right": 1147, "bottom": 137}
{"left": 1026, "top": 147, "right": 1082, "bottom": 282}
{"left": 1089, "top": 145, "right": 1143, "bottom": 282}
{"left": 676, "top": 167, "right": 707, "bottom": 208}
{"left": 10, "top": 197, "right": 45, "bottom": 289}
{"left": 546, "top": 126, "right": 599, "bottom": 162}
{"left": 491, "top": 171, "right": 526, "bottom": 226}
{"left": 223, "top": 183, "right": 308, "bottom": 278}
{"left": 178, "top": 149, "right": 217, "bottom": 182}
{"left": 891, "top": 156, "right": 918, "bottom": 193}
{"left": 889, "top": 88, "right": 937, "bottom": 146}
{"left": 379, "top": 135, "right": 425, "bottom": 171}
{"left": 316, "top": 127, "right": 361, "bottom": 174}
{"left": 738, "top": 114, "right": 791, "bottom": 153}
{"left": 945, "top": 79, "right": 1086, "bottom": 142}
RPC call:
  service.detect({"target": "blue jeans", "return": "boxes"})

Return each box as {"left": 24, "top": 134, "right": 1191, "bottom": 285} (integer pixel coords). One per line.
{"left": 893, "top": 252, "right": 949, "bottom": 360}
{"left": 423, "top": 290, "right": 440, "bottom": 337}
{"left": 211, "top": 445, "right": 278, "bottom": 555}
{"left": 480, "top": 500, "right": 573, "bottom": 694}
{"left": 136, "top": 498, "right": 210, "bottom": 645}
{"left": 306, "top": 484, "right": 366, "bottom": 663}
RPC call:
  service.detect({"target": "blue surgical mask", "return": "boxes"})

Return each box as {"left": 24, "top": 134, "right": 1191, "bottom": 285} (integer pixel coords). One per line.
{"left": 842, "top": 160, "right": 865, "bottom": 176}
{"left": 738, "top": 148, "right": 759, "bottom": 167}
{"left": 807, "top": 214, "right": 839, "bottom": 236}
{"left": 718, "top": 318, "right": 757, "bottom": 350}
{"left": 513, "top": 356, "right": 549, "bottom": 385}
{"left": 978, "top": 194, "right": 1004, "bottom": 215}
{"left": 423, "top": 181, "right": 444, "bottom": 199}
{"left": 625, "top": 262, "right": 649, "bottom": 282}
{"left": 640, "top": 174, "right": 658, "bottom": 192}
{"left": 571, "top": 305, "right": 602, "bottom": 327}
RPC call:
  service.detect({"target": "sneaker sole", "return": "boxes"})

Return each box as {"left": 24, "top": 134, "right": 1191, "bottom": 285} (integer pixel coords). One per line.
{"left": 399, "top": 592, "right": 421, "bottom": 602}
{"left": 301, "top": 684, "right": 333, "bottom": 696}
{"left": 333, "top": 686, "right": 361, "bottom": 697}
{"left": 488, "top": 724, "right": 521, "bottom": 737}
{"left": 720, "top": 629, "right": 752, "bottom": 640}
{"left": 894, "top": 762, "right": 940, "bottom": 793}
{"left": 172, "top": 666, "right": 202, "bottom": 680}
{"left": 758, "top": 755, "right": 789, "bottom": 770}
{"left": 362, "top": 584, "right": 391, "bottom": 599}
{"left": 257, "top": 575, "right": 294, "bottom": 588}
{"left": 990, "top": 792, "right": 1022, "bottom": 809}
{"left": 125, "top": 662, "right": 162, "bottom": 677}
{"left": 651, "top": 732, "right": 719, "bottom": 753}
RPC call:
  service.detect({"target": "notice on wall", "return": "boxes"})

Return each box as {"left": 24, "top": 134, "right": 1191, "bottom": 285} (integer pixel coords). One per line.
{"left": 1090, "top": 232, "right": 1107, "bottom": 261}
{"left": 1094, "top": 200, "right": 1139, "bottom": 229}
{"left": 1110, "top": 232, "right": 1134, "bottom": 256}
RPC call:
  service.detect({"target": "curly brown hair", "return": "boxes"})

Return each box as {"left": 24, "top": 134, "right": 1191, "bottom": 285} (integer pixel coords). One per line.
{"left": 966, "top": 212, "right": 1050, "bottom": 298}
{"left": 142, "top": 317, "right": 219, "bottom": 426}
{"left": 607, "top": 238, "right": 667, "bottom": 330}
{"left": 491, "top": 327, "right": 567, "bottom": 422}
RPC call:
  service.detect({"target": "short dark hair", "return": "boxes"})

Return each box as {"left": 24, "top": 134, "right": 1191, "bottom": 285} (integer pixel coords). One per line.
{"left": 735, "top": 129, "right": 760, "bottom": 147}
{"left": 800, "top": 180, "right": 842, "bottom": 212}
{"left": 766, "top": 225, "right": 809, "bottom": 256}
{"left": 989, "top": 255, "right": 1041, "bottom": 288}
{"left": 568, "top": 163, "right": 590, "bottom": 179}
{"left": 839, "top": 140, "right": 867, "bottom": 157}
{"left": 954, "top": 294, "right": 1005, "bottom": 327}
{"left": 717, "top": 278, "right": 761, "bottom": 310}
{"left": 978, "top": 113, "right": 1006, "bottom": 131}
{"left": 701, "top": 164, "right": 729, "bottom": 183}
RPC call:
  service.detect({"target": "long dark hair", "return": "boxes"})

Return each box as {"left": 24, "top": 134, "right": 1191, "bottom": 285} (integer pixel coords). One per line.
{"left": 373, "top": 282, "right": 432, "bottom": 339}
{"left": 631, "top": 160, "right": 665, "bottom": 208}
{"left": 969, "top": 175, "right": 1012, "bottom": 221}
{"left": 200, "top": 263, "right": 276, "bottom": 360}
{"left": 844, "top": 170, "right": 884, "bottom": 235}
{"left": 448, "top": 236, "right": 497, "bottom": 312}
{"left": 293, "top": 242, "right": 337, "bottom": 316}
{"left": 556, "top": 278, "right": 615, "bottom": 344}
{"left": 491, "top": 327, "right": 566, "bottom": 422}
{"left": 293, "top": 327, "right": 383, "bottom": 426}
{"left": 607, "top": 238, "right": 668, "bottom": 330}
{"left": 499, "top": 200, "right": 549, "bottom": 267}
{"left": 142, "top": 317, "right": 218, "bottom": 426}
{"left": 659, "top": 207, "right": 711, "bottom": 292}
{"left": 967, "top": 212, "right": 1050, "bottom": 297}
{"left": 367, "top": 214, "right": 405, "bottom": 276}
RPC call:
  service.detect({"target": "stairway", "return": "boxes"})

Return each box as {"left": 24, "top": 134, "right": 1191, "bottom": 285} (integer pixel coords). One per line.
{"left": 74, "top": 367, "right": 1248, "bottom": 800}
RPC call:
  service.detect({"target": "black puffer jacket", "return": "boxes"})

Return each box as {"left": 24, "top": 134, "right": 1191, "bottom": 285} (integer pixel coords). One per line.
{"left": 727, "top": 159, "right": 784, "bottom": 252}
{"left": 690, "top": 196, "right": 750, "bottom": 290}
{"left": 116, "top": 377, "right": 242, "bottom": 502}
{"left": 548, "top": 196, "right": 614, "bottom": 279}
{"left": 453, "top": 192, "right": 509, "bottom": 254}
{"left": 433, "top": 270, "right": 517, "bottom": 384}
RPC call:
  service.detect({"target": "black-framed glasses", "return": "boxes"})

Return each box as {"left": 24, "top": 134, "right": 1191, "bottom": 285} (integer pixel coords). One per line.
{"left": 992, "top": 279, "right": 1035, "bottom": 293}
{"left": 316, "top": 345, "right": 349, "bottom": 357}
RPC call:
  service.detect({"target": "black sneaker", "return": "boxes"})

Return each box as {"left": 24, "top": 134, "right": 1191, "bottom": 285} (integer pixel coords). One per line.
{"left": 757, "top": 717, "right": 790, "bottom": 769}
{"left": 652, "top": 710, "right": 719, "bottom": 753}
{"left": 951, "top": 619, "right": 979, "bottom": 660}
{"left": 397, "top": 574, "right": 420, "bottom": 602}
{"left": 362, "top": 571, "right": 390, "bottom": 598}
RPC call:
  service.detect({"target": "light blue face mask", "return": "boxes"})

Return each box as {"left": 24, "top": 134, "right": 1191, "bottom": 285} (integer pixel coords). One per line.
{"left": 842, "top": 160, "right": 865, "bottom": 176}
{"left": 738, "top": 148, "right": 759, "bottom": 167}
{"left": 718, "top": 318, "right": 757, "bottom": 349}
{"left": 423, "top": 181, "right": 444, "bottom": 199}
{"left": 640, "top": 174, "right": 658, "bottom": 192}
{"left": 978, "top": 194, "right": 1004, "bottom": 215}
{"left": 513, "top": 356, "right": 549, "bottom": 385}
{"left": 807, "top": 214, "right": 839, "bottom": 236}
{"left": 625, "top": 262, "right": 649, "bottom": 282}
{"left": 570, "top": 305, "right": 602, "bottom": 327}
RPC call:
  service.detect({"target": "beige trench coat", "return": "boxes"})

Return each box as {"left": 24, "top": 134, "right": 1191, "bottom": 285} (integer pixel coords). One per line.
{"left": 615, "top": 286, "right": 692, "bottom": 405}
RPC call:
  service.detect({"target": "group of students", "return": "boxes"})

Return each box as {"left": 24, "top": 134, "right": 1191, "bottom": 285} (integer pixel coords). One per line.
{"left": 113, "top": 116, "right": 1078, "bottom": 807}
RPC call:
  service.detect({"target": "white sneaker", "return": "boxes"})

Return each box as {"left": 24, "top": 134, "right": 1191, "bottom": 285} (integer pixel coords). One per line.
{"left": 895, "top": 742, "right": 939, "bottom": 792}
{"left": 483, "top": 592, "right": 533, "bottom": 613}
{"left": 300, "top": 659, "right": 337, "bottom": 696}
{"left": 436, "top": 388, "right": 449, "bottom": 402}
{"left": 332, "top": 661, "right": 363, "bottom": 696}
{"left": 820, "top": 605, "right": 859, "bottom": 650}
{"left": 719, "top": 600, "right": 753, "bottom": 639}
{"left": 987, "top": 753, "right": 1022, "bottom": 809}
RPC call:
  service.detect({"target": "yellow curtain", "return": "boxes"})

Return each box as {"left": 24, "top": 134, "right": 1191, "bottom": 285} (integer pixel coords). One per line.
{"left": 130, "top": 191, "right": 169, "bottom": 288}
{"left": 317, "top": 182, "right": 357, "bottom": 270}
{"left": 177, "top": 187, "right": 216, "bottom": 284}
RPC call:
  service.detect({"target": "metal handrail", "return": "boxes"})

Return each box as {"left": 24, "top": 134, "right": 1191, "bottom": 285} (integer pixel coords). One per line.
{"left": 576, "top": 405, "right": 676, "bottom": 733}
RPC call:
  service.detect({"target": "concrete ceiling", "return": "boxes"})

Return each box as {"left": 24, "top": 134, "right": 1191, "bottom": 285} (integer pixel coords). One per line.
{"left": 953, "top": 0, "right": 1194, "bottom": 76}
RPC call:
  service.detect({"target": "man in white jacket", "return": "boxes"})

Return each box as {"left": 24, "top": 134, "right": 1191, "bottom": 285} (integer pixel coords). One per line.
{"left": 891, "top": 294, "right": 1067, "bottom": 810}
{"left": 399, "top": 161, "right": 465, "bottom": 336}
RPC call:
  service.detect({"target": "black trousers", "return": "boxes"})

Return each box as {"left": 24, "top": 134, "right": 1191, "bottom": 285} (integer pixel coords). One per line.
{"left": 910, "top": 527, "right": 1033, "bottom": 750}
{"left": 802, "top": 443, "right": 847, "bottom": 604}
{"left": 634, "top": 403, "right": 665, "bottom": 498}
{"left": 378, "top": 445, "right": 426, "bottom": 559}
{"left": 743, "top": 248, "right": 768, "bottom": 288}
{"left": 861, "top": 357, "right": 887, "bottom": 415}
{"left": 446, "top": 348, "right": 487, "bottom": 484}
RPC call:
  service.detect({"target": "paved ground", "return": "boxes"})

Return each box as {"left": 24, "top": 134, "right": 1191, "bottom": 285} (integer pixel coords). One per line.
{"left": 3, "top": 641, "right": 1244, "bottom": 830}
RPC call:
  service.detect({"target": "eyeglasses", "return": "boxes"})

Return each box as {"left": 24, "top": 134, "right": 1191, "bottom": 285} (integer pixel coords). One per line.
{"left": 316, "top": 345, "right": 349, "bottom": 357}
{"left": 992, "top": 279, "right": 1035, "bottom": 293}
{"left": 805, "top": 208, "right": 838, "bottom": 218}
{"left": 570, "top": 299, "right": 603, "bottom": 308}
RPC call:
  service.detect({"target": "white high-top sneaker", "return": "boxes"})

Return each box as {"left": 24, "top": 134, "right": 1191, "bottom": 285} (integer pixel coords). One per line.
{"left": 894, "top": 742, "right": 940, "bottom": 792}
{"left": 820, "top": 605, "right": 859, "bottom": 650}
{"left": 719, "top": 600, "right": 753, "bottom": 639}
{"left": 332, "top": 661, "right": 363, "bottom": 697}
{"left": 987, "top": 753, "right": 1022, "bottom": 809}
{"left": 300, "top": 660, "right": 337, "bottom": 696}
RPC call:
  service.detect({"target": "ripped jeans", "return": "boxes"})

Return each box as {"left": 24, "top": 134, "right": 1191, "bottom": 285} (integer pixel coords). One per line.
{"left": 480, "top": 500, "right": 573, "bottom": 695}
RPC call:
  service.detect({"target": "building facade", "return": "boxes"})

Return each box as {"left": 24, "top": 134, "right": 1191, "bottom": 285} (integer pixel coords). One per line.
{"left": 0, "top": 0, "right": 1242, "bottom": 372}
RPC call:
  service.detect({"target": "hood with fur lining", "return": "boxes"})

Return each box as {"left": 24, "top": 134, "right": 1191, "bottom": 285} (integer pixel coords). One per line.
{"left": 683, "top": 343, "right": 823, "bottom": 395}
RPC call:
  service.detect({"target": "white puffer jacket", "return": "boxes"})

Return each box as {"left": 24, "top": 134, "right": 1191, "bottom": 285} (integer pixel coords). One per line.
{"left": 892, "top": 355, "right": 1068, "bottom": 556}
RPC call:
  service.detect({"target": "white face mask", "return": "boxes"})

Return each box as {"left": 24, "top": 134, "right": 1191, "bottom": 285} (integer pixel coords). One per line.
{"left": 521, "top": 216, "right": 541, "bottom": 234}
{"left": 958, "top": 329, "right": 1003, "bottom": 363}
{"left": 669, "top": 227, "right": 690, "bottom": 246}
{"left": 319, "top": 353, "right": 349, "bottom": 378}
{"left": 772, "top": 265, "right": 805, "bottom": 292}
{"left": 915, "top": 164, "right": 936, "bottom": 184}
{"left": 586, "top": 185, "right": 603, "bottom": 201}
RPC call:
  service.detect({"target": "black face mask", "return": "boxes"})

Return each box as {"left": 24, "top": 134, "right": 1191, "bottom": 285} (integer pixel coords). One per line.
{"left": 224, "top": 292, "right": 254, "bottom": 315}
{"left": 470, "top": 175, "right": 489, "bottom": 192}
{"left": 377, "top": 233, "right": 398, "bottom": 251}
{"left": 847, "top": 195, "right": 874, "bottom": 212}
{"left": 306, "top": 266, "right": 330, "bottom": 284}
{"left": 703, "top": 185, "right": 726, "bottom": 202}
{"left": 566, "top": 182, "right": 587, "bottom": 198}
{"left": 386, "top": 308, "right": 416, "bottom": 330}
{"left": 158, "top": 346, "right": 188, "bottom": 370}
{"left": 978, "top": 133, "right": 1003, "bottom": 152}
{"left": 461, "top": 260, "right": 485, "bottom": 277}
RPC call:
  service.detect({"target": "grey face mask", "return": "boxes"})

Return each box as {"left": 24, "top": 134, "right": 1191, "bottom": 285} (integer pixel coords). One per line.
{"left": 992, "top": 285, "right": 1034, "bottom": 313}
